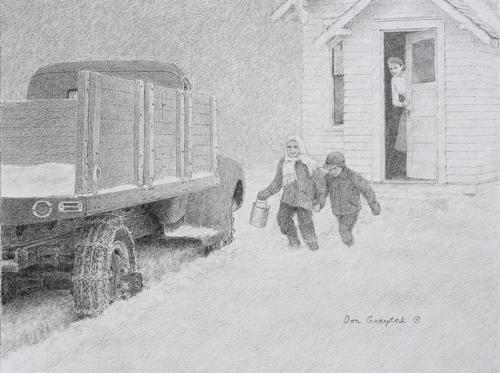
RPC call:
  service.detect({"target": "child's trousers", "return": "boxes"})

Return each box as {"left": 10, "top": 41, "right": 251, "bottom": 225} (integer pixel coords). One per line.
{"left": 277, "top": 202, "right": 318, "bottom": 246}
{"left": 336, "top": 213, "right": 359, "bottom": 246}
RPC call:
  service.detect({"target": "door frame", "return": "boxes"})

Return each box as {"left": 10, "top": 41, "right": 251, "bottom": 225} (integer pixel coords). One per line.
{"left": 371, "top": 18, "right": 446, "bottom": 183}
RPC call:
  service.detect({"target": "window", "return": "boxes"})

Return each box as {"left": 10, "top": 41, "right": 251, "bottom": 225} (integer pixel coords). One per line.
{"left": 412, "top": 39, "right": 435, "bottom": 84}
{"left": 332, "top": 42, "right": 344, "bottom": 126}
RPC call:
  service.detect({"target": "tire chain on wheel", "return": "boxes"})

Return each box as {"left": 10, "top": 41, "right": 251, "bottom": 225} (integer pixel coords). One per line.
{"left": 72, "top": 215, "right": 137, "bottom": 317}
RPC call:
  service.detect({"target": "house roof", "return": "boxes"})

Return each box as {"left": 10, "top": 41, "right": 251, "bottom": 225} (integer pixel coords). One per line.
{"left": 314, "top": 0, "right": 499, "bottom": 46}
{"left": 446, "top": 0, "right": 498, "bottom": 37}
{"left": 271, "top": 0, "right": 309, "bottom": 24}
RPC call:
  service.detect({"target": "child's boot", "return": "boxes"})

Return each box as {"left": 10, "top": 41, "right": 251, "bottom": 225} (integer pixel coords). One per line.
{"left": 341, "top": 233, "right": 354, "bottom": 247}
{"left": 305, "top": 240, "right": 319, "bottom": 251}
{"left": 287, "top": 234, "right": 301, "bottom": 249}
{"left": 339, "top": 225, "right": 354, "bottom": 247}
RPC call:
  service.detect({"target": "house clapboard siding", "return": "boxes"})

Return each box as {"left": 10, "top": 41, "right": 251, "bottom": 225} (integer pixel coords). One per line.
{"left": 444, "top": 23, "right": 481, "bottom": 184}
{"left": 302, "top": 1, "right": 355, "bottom": 169}
{"left": 472, "top": 39, "right": 500, "bottom": 183}
{"left": 300, "top": 0, "right": 500, "bottom": 184}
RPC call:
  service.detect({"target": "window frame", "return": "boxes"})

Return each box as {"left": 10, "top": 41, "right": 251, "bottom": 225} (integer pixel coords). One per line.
{"left": 411, "top": 38, "right": 436, "bottom": 84}
{"left": 66, "top": 89, "right": 78, "bottom": 99}
{"left": 323, "top": 40, "right": 345, "bottom": 130}
{"left": 332, "top": 41, "right": 345, "bottom": 126}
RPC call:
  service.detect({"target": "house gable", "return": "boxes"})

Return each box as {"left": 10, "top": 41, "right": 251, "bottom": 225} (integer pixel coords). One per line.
{"left": 314, "top": 0, "right": 499, "bottom": 46}
{"left": 271, "top": 0, "right": 309, "bottom": 24}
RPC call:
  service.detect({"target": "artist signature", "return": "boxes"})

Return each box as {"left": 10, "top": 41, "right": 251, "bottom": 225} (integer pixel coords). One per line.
{"left": 344, "top": 314, "right": 421, "bottom": 326}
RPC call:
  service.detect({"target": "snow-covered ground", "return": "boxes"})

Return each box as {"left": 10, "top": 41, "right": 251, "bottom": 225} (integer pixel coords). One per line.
{"left": 1, "top": 238, "right": 205, "bottom": 355}
{"left": 1, "top": 168, "right": 499, "bottom": 373}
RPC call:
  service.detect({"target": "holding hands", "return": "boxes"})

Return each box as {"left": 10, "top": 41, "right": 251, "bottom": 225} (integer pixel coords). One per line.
{"left": 257, "top": 190, "right": 269, "bottom": 201}
{"left": 313, "top": 195, "right": 326, "bottom": 213}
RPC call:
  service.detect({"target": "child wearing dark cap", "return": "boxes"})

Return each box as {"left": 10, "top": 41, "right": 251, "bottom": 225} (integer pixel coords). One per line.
{"left": 322, "top": 152, "right": 381, "bottom": 246}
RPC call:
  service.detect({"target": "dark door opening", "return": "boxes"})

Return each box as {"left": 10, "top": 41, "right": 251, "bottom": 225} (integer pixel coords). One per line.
{"left": 384, "top": 32, "right": 407, "bottom": 180}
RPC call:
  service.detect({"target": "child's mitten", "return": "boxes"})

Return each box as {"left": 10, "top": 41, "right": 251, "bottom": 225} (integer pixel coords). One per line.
{"left": 370, "top": 201, "right": 381, "bottom": 216}
{"left": 257, "top": 190, "right": 270, "bottom": 200}
{"left": 317, "top": 194, "right": 326, "bottom": 210}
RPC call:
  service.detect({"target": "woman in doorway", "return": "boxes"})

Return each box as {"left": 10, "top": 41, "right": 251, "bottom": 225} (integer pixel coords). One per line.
{"left": 387, "top": 56, "right": 410, "bottom": 178}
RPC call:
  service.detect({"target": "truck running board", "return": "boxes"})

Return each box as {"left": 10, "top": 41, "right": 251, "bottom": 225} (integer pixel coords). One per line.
{"left": 163, "top": 225, "right": 233, "bottom": 256}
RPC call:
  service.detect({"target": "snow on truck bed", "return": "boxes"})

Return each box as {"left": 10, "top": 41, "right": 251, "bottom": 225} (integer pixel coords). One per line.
{"left": 1, "top": 163, "right": 75, "bottom": 197}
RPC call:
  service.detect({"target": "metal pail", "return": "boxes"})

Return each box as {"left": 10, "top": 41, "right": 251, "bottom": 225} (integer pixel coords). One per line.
{"left": 249, "top": 200, "right": 270, "bottom": 228}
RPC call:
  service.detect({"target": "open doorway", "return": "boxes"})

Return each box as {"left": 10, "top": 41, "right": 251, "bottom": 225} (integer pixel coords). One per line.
{"left": 383, "top": 30, "right": 439, "bottom": 182}
{"left": 384, "top": 32, "right": 407, "bottom": 180}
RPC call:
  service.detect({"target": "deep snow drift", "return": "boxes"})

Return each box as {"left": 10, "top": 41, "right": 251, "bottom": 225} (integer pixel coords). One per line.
{"left": 1, "top": 237, "right": 205, "bottom": 356}
{"left": 1, "top": 168, "right": 499, "bottom": 373}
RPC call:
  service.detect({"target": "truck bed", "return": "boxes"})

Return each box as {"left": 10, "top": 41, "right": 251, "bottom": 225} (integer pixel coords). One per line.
{"left": 1, "top": 71, "right": 219, "bottom": 226}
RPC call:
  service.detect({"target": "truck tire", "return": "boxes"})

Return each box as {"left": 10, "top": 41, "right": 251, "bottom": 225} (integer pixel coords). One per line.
{"left": 232, "top": 180, "right": 244, "bottom": 212}
{"left": 1, "top": 274, "right": 17, "bottom": 304}
{"left": 72, "top": 216, "right": 142, "bottom": 317}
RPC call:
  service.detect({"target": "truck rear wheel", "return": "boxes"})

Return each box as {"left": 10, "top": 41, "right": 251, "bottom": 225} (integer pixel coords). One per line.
{"left": 72, "top": 216, "right": 142, "bottom": 317}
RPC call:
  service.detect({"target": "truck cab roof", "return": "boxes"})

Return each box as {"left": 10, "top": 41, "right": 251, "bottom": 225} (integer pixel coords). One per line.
{"left": 27, "top": 60, "right": 190, "bottom": 99}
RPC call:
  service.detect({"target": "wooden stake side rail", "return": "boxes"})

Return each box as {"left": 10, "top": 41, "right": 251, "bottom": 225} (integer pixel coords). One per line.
{"left": 88, "top": 72, "right": 102, "bottom": 194}
{"left": 191, "top": 92, "right": 216, "bottom": 175}
{"left": 75, "top": 71, "right": 91, "bottom": 194}
{"left": 209, "top": 96, "right": 218, "bottom": 173}
{"left": 143, "top": 83, "right": 155, "bottom": 186}
{"left": 175, "top": 90, "right": 186, "bottom": 180}
{"left": 0, "top": 72, "right": 220, "bottom": 226}
{"left": 133, "top": 80, "right": 145, "bottom": 186}
{"left": 184, "top": 91, "right": 194, "bottom": 179}
{"left": 75, "top": 71, "right": 217, "bottom": 190}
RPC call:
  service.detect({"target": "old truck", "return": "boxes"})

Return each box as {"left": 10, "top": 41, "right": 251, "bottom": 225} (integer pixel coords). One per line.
{"left": 1, "top": 60, "right": 245, "bottom": 316}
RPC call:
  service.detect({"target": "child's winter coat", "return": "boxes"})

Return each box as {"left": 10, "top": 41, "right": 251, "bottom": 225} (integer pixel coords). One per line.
{"left": 325, "top": 167, "right": 380, "bottom": 216}
{"left": 259, "top": 159, "right": 326, "bottom": 211}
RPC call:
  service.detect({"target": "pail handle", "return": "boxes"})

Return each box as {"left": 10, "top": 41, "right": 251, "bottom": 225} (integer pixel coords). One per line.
{"left": 255, "top": 199, "right": 268, "bottom": 208}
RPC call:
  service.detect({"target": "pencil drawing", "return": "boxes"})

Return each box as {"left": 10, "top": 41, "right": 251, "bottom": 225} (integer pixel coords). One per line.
{"left": 1, "top": 0, "right": 499, "bottom": 372}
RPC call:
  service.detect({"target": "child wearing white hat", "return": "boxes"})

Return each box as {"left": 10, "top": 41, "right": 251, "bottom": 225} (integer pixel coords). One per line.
{"left": 257, "top": 136, "right": 326, "bottom": 251}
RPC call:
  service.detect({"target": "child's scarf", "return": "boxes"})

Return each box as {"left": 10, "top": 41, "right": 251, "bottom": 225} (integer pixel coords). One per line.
{"left": 282, "top": 157, "right": 299, "bottom": 186}
{"left": 282, "top": 136, "right": 317, "bottom": 186}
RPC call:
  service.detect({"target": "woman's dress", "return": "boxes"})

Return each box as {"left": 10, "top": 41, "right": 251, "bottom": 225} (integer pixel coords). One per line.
{"left": 391, "top": 75, "right": 408, "bottom": 152}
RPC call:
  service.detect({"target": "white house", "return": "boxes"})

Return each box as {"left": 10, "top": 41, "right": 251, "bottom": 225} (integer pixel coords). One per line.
{"left": 272, "top": 0, "right": 500, "bottom": 195}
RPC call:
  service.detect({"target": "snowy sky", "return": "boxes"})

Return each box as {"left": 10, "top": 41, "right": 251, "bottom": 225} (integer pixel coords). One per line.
{"left": 1, "top": 0, "right": 302, "bottom": 167}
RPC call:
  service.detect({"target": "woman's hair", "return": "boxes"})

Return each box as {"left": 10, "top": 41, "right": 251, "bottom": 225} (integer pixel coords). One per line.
{"left": 387, "top": 56, "right": 404, "bottom": 67}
